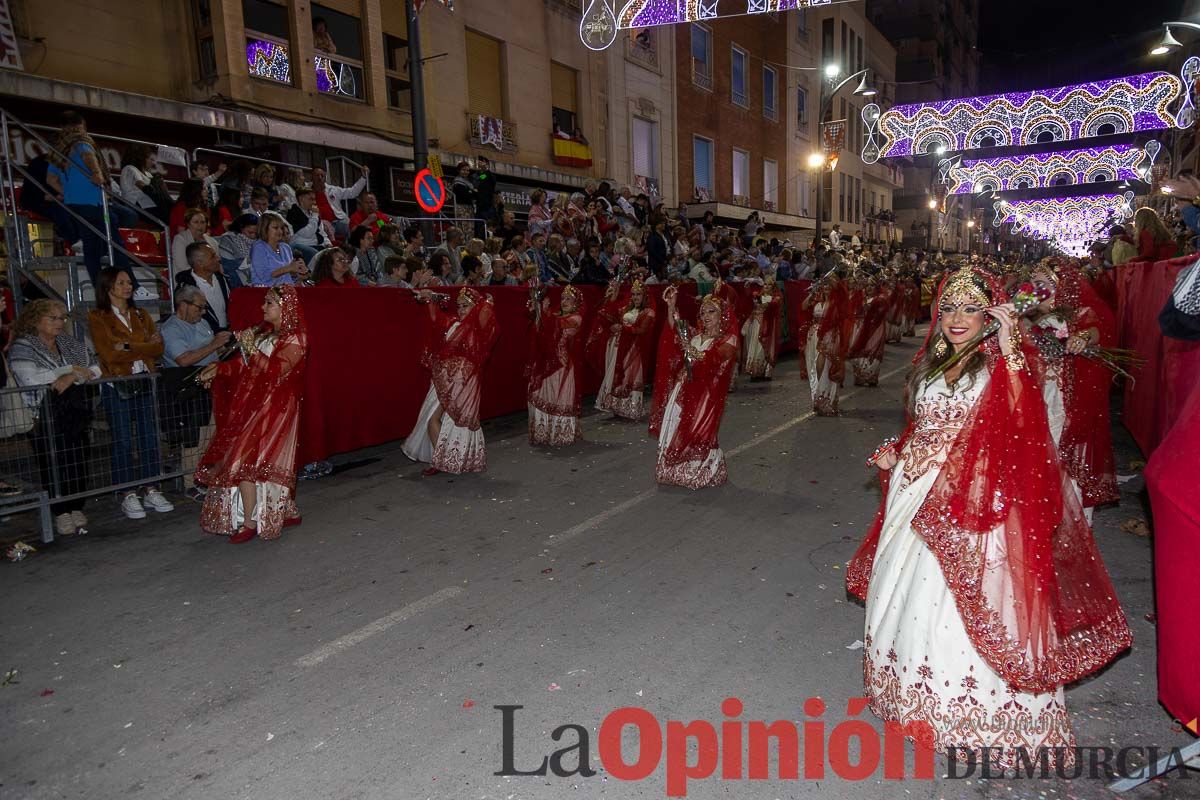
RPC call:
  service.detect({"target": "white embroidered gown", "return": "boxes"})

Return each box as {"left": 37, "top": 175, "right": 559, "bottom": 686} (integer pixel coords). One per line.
{"left": 402, "top": 322, "right": 486, "bottom": 473}
{"left": 863, "top": 374, "right": 1074, "bottom": 765}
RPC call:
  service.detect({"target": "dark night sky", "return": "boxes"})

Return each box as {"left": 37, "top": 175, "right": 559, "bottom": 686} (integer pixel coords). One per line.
{"left": 977, "top": 0, "right": 1187, "bottom": 92}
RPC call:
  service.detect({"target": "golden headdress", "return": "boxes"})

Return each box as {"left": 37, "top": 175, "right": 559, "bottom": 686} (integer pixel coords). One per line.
{"left": 940, "top": 265, "right": 990, "bottom": 308}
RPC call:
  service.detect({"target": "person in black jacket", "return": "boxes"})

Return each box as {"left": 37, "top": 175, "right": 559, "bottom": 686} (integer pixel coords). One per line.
{"left": 570, "top": 238, "right": 610, "bottom": 285}
{"left": 646, "top": 214, "right": 670, "bottom": 279}
{"left": 473, "top": 157, "right": 498, "bottom": 238}
{"left": 174, "top": 242, "right": 232, "bottom": 331}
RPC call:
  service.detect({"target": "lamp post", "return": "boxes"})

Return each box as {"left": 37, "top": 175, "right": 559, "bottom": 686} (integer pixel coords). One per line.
{"left": 1149, "top": 22, "right": 1200, "bottom": 55}
{"left": 967, "top": 219, "right": 976, "bottom": 255}
{"left": 927, "top": 197, "right": 938, "bottom": 251}
{"left": 812, "top": 65, "right": 876, "bottom": 250}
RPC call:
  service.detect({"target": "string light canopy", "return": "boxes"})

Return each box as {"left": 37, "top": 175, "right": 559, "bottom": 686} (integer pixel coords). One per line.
{"left": 993, "top": 192, "right": 1135, "bottom": 255}
{"left": 861, "top": 72, "right": 1183, "bottom": 163}
{"left": 944, "top": 143, "right": 1157, "bottom": 195}
{"left": 579, "top": 0, "right": 835, "bottom": 51}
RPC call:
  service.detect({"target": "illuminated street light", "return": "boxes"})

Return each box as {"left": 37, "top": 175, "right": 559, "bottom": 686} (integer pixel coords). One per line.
{"left": 967, "top": 220, "right": 976, "bottom": 228}
{"left": 928, "top": 198, "right": 939, "bottom": 209}
{"left": 824, "top": 63, "right": 841, "bottom": 78}
{"left": 854, "top": 74, "right": 877, "bottom": 97}
{"left": 807, "top": 152, "right": 826, "bottom": 169}
{"left": 1151, "top": 26, "right": 1183, "bottom": 56}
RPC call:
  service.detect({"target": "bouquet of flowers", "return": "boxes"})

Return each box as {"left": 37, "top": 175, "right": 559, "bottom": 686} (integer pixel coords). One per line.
{"left": 1028, "top": 315, "right": 1144, "bottom": 381}
{"left": 925, "top": 282, "right": 1048, "bottom": 384}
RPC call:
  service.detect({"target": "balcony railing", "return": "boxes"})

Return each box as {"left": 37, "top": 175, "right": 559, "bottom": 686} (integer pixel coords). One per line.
{"left": 467, "top": 112, "right": 518, "bottom": 154}
{"left": 626, "top": 33, "right": 659, "bottom": 70}
{"left": 692, "top": 59, "right": 713, "bottom": 91}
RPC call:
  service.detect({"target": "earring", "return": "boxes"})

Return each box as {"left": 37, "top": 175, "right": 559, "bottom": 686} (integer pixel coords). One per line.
{"left": 933, "top": 336, "right": 948, "bottom": 359}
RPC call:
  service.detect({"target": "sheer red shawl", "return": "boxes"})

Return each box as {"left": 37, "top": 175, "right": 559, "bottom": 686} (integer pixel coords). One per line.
{"left": 817, "top": 281, "right": 851, "bottom": 383}
{"left": 527, "top": 298, "right": 585, "bottom": 417}
{"left": 1056, "top": 265, "right": 1119, "bottom": 507}
{"left": 587, "top": 294, "right": 657, "bottom": 398}
{"left": 750, "top": 290, "right": 782, "bottom": 364}
{"left": 423, "top": 292, "right": 498, "bottom": 430}
{"left": 846, "top": 275, "right": 1131, "bottom": 693}
{"left": 197, "top": 284, "right": 308, "bottom": 491}
{"left": 794, "top": 290, "right": 816, "bottom": 380}
{"left": 648, "top": 298, "right": 739, "bottom": 465}
{"left": 847, "top": 290, "right": 889, "bottom": 360}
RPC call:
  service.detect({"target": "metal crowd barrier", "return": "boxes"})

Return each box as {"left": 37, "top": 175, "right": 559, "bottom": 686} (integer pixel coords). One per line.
{"left": 0, "top": 372, "right": 213, "bottom": 544}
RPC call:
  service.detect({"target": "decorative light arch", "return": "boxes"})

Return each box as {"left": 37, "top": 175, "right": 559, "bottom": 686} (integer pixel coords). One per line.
{"left": 993, "top": 192, "right": 1135, "bottom": 255}
{"left": 944, "top": 144, "right": 1153, "bottom": 195}
{"left": 580, "top": 0, "right": 837, "bottom": 51}
{"left": 860, "top": 72, "right": 1182, "bottom": 163}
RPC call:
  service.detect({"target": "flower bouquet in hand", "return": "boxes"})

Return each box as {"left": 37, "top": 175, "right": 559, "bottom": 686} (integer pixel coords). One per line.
{"left": 925, "top": 282, "right": 1048, "bottom": 384}
{"left": 1029, "top": 313, "right": 1144, "bottom": 381}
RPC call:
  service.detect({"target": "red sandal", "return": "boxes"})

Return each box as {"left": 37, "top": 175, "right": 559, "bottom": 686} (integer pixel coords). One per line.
{"left": 229, "top": 526, "right": 258, "bottom": 544}
{"left": 421, "top": 467, "right": 441, "bottom": 477}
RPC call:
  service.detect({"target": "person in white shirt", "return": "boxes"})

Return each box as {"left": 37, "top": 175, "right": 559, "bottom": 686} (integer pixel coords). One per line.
{"left": 171, "top": 208, "right": 220, "bottom": 278}
{"left": 119, "top": 145, "right": 159, "bottom": 212}
{"left": 828, "top": 223, "right": 843, "bottom": 251}
{"left": 312, "top": 164, "right": 369, "bottom": 239}
{"left": 285, "top": 188, "right": 332, "bottom": 263}
{"left": 174, "top": 242, "right": 231, "bottom": 331}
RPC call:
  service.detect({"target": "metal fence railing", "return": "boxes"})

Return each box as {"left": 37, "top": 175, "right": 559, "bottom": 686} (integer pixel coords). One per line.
{"left": 0, "top": 372, "right": 212, "bottom": 544}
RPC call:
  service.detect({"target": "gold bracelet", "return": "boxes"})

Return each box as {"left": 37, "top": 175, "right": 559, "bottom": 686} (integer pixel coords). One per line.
{"left": 1005, "top": 351, "right": 1026, "bottom": 374}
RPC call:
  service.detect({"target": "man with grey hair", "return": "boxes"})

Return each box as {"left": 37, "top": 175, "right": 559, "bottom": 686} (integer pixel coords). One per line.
{"left": 161, "top": 285, "right": 230, "bottom": 369}
{"left": 175, "top": 242, "right": 231, "bottom": 331}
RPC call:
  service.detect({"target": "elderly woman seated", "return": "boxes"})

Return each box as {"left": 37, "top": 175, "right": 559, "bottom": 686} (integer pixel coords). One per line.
{"left": 9, "top": 299, "right": 101, "bottom": 536}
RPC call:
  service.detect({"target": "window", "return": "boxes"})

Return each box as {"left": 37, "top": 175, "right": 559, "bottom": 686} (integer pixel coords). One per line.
{"left": 799, "top": 171, "right": 811, "bottom": 217}
{"left": 763, "top": 66, "right": 777, "bottom": 121}
{"left": 312, "top": 4, "right": 365, "bottom": 100}
{"left": 466, "top": 29, "right": 504, "bottom": 118}
{"left": 551, "top": 62, "right": 578, "bottom": 135}
{"left": 632, "top": 117, "right": 658, "bottom": 181}
{"left": 244, "top": 0, "right": 291, "bottom": 85}
{"left": 841, "top": 21, "right": 848, "bottom": 73}
{"left": 838, "top": 173, "right": 845, "bottom": 221}
{"left": 796, "top": 9, "right": 807, "bottom": 37}
{"left": 627, "top": 27, "right": 658, "bottom": 69}
{"left": 192, "top": 0, "right": 216, "bottom": 80}
{"left": 731, "top": 46, "right": 748, "bottom": 107}
{"left": 763, "top": 159, "right": 778, "bottom": 208}
{"left": 854, "top": 177, "right": 861, "bottom": 224}
{"left": 693, "top": 136, "right": 714, "bottom": 198}
{"left": 691, "top": 24, "right": 712, "bottom": 89}
{"left": 822, "top": 19, "right": 834, "bottom": 68}
{"left": 733, "top": 148, "right": 750, "bottom": 199}
{"left": 383, "top": 33, "right": 410, "bottom": 111}
{"left": 796, "top": 86, "right": 807, "bottom": 126}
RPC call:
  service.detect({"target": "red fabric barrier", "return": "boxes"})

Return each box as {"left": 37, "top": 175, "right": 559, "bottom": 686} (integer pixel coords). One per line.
{"left": 227, "top": 281, "right": 814, "bottom": 464}
{"left": 1146, "top": 381, "right": 1200, "bottom": 728}
{"left": 1116, "top": 256, "right": 1200, "bottom": 454}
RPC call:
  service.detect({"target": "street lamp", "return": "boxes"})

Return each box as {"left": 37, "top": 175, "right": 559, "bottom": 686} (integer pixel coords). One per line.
{"left": 812, "top": 66, "right": 878, "bottom": 248}
{"left": 967, "top": 218, "right": 976, "bottom": 255}
{"left": 1149, "top": 22, "right": 1200, "bottom": 56}
{"left": 807, "top": 152, "right": 826, "bottom": 169}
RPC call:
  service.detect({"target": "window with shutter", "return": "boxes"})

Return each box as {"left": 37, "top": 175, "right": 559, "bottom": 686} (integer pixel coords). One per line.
{"left": 466, "top": 30, "right": 503, "bottom": 118}
{"left": 632, "top": 117, "right": 658, "bottom": 180}
{"left": 693, "top": 136, "right": 713, "bottom": 195}
{"left": 551, "top": 62, "right": 578, "bottom": 133}
{"left": 763, "top": 159, "right": 778, "bottom": 207}
{"left": 733, "top": 148, "right": 749, "bottom": 199}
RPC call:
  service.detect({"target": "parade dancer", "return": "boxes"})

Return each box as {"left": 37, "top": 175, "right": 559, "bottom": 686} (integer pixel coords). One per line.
{"left": 196, "top": 285, "right": 307, "bottom": 543}
{"left": 527, "top": 285, "right": 585, "bottom": 446}
{"left": 403, "top": 287, "right": 498, "bottom": 475}
{"left": 847, "top": 265, "right": 1130, "bottom": 770}
{"left": 802, "top": 271, "right": 850, "bottom": 415}
{"left": 848, "top": 277, "right": 889, "bottom": 386}
{"left": 740, "top": 279, "right": 782, "bottom": 380}
{"left": 591, "top": 278, "right": 656, "bottom": 420}
{"left": 649, "top": 287, "right": 739, "bottom": 489}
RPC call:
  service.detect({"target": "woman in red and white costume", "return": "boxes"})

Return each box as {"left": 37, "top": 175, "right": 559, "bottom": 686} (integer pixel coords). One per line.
{"left": 591, "top": 278, "right": 656, "bottom": 420}
{"left": 403, "top": 287, "right": 498, "bottom": 475}
{"left": 196, "top": 284, "right": 307, "bottom": 543}
{"left": 649, "top": 287, "right": 739, "bottom": 489}
{"left": 740, "top": 278, "right": 782, "bottom": 380}
{"left": 847, "top": 265, "right": 1131, "bottom": 770}
{"left": 527, "top": 285, "right": 585, "bottom": 446}
{"left": 801, "top": 271, "right": 850, "bottom": 416}
{"left": 848, "top": 276, "right": 889, "bottom": 386}
{"left": 1027, "top": 260, "right": 1120, "bottom": 516}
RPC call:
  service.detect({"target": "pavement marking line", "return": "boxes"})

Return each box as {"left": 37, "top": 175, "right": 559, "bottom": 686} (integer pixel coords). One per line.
{"left": 295, "top": 586, "right": 463, "bottom": 668}
{"left": 545, "top": 360, "right": 913, "bottom": 548}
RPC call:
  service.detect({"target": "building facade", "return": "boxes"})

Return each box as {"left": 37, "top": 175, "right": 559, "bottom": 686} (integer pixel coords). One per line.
{"left": 868, "top": 0, "right": 982, "bottom": 253}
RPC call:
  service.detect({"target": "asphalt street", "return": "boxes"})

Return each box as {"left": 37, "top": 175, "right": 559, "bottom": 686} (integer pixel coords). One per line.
{"left": 0, "top": 332, "right": 1189, "bottom": 800}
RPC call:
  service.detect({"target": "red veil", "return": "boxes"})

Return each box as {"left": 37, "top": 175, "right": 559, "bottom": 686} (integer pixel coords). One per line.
{"left": 648, "top": 296, "right": 739, "bottom": 464}
{"left": 527, "top": 290, "right": 586, "bottom": 417}
{"left": 847, "top": 285, "right": 889, "bottom": 360}
{"left": 587, "top": 288, "right": 657, "bottom": 399}
{"left": 751, "top": 286, "right": 782, "bottom": 366}
{"left": 847, "top": 270, "right": 1131, "bottom": 693}
{"left": 1055, "top": 264, "right": 1119, "bottom": 507}
{"left": 423, "top": 288, "right": 498, "bottom": 430}
{"left": 816, "top": 280, "right": 851, "bottom": 383}
{"left": 197, "top": 283, "right": 308, "bottom": 491}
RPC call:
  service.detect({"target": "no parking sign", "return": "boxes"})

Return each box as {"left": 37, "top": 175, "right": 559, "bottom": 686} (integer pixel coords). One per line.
{"left": 413, "top": 168, "right": 446, "bottom": 213}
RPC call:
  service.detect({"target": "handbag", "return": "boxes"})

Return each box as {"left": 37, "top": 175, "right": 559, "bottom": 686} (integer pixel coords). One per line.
{"left": 1158, "top": 262, "right": 1200, "bottom": 341}
{"left": 0, "top": 358, "right": 36, "bottom": 438}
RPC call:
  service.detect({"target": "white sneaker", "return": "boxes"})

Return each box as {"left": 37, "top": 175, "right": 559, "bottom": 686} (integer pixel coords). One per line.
{"left": 120, "top": 492, "right": 146, "bottom": 519}
{"left": 70, "top": 510, "right": 89, "bottom": 534}
{"left": 132, "top": 287, "right": 157, "bottom": 301}
{"left": 142, "top": 488, "right": 174, "bottom": 513}
{"left": 55, "top": 512, "right": 75, "bottom": 537}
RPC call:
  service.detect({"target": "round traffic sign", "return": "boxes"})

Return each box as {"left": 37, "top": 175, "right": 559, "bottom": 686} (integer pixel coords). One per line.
{"left": 413, "top": 168, "right": 446, "bottom": 213}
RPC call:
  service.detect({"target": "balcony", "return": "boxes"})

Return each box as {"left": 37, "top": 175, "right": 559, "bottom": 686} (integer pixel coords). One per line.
{"left": 467, "top": 112, "right": 517, "bottom": 154}
{"left": 692, "top": 58, "right": 713, "bottom": 91}
{"left": 626, "top": 31, "right": 659, "bottom": 71}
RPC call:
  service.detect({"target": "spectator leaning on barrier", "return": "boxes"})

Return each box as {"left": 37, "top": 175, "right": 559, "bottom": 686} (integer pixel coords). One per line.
{"left": 9, "top": 299, "right": 100, "bottom": 537}
{"left": 175, "top": 242, "right": 231, "bottom": 331}
{"left": 88, "top": 268, "right": 175, "bottom": 521}
{"left": 251, "top": 212, "right": 308, "bottom": 286}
